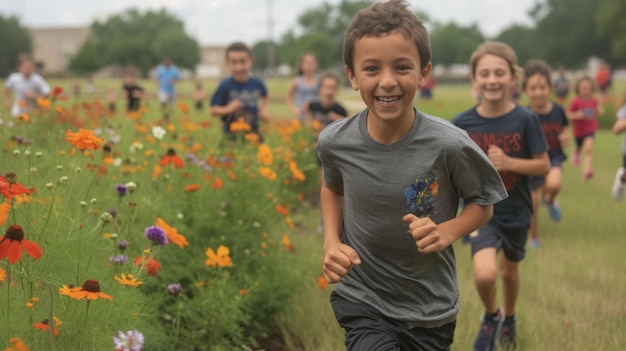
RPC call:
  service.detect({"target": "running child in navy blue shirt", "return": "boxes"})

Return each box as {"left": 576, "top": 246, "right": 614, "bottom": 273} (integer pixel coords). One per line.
{"left": 210, "top": 42, "right": 269, "bottom": 140}
{"left": 523, "top": 60, "right": 570, "bottom": 249}
{"left": 453, "top": 41, "right": 549, "bottom": 351}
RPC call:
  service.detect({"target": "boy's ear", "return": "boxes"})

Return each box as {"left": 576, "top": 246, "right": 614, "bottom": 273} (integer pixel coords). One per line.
{"left": 417, "top": 62, "right": 432, "bottom": 88}
{"left": 344, "top": 66, "right": 359, "bottom": 91}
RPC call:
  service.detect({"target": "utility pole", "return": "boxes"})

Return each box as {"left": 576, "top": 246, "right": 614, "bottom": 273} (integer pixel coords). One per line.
{"left": 266, "top": 0, "right": 276, "bottom": 75}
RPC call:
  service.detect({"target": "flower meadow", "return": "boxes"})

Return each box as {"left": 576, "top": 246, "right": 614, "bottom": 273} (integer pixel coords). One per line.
{"left": 0, "top": 91, "right": 325, "bottom": 350}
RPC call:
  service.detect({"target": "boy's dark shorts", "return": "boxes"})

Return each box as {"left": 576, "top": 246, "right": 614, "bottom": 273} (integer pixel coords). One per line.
{"left": 575, "top": 132, "right": 595, "bottom": 149}
{"left": 470, "top": 222, "right": 529, "bottom": 262}
{"left": 330, "top": 291, "right": 455, "bottom": 351}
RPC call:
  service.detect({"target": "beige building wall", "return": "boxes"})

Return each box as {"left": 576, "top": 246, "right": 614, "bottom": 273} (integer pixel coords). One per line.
{"left": 29, "top": 26, "right": 91, "bottom": 75}
{"left": 197, "top": 46, "right": 227, "bottom": 78}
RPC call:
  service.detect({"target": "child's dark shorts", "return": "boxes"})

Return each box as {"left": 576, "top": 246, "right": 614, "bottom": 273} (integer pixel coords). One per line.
{"left": 330, "top": 291, "right": 456, "bottom": 351}
{"left": 470, "top": 222, "right": 529, "bottom": 262}
{"left": 575, "top": 132, "right": 595, "bottom": 149}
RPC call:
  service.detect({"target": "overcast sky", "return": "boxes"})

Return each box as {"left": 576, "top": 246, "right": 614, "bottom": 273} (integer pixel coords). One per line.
{"left": 0, "top": 0, "right": 537, "bottom": 46}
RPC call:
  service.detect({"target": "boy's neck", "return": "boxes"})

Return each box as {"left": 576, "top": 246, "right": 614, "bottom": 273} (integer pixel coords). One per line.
{"left": 366, "top": 111, "right": 415, "bottom": 145}
{"left": 233, "top": 73, "right": 249, "bottom": 83}
{"left": 477, "top": 100, "right": 516, "bottom": 118}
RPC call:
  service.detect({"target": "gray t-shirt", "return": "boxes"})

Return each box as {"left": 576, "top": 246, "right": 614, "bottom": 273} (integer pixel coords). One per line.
{"left": 5, "top": 72, "right": 51, "bottom": 117}
{"left": 316, "top": 108, "right": 507, "bottom": 328}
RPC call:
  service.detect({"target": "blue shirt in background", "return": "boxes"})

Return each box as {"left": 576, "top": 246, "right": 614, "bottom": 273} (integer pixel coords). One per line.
{"left": 155, "top": 64, "right": 181, "bottom": 95}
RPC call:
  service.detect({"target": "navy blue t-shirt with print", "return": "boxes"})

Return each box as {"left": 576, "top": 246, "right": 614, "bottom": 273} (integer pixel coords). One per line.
{"left": 535, "top": 102, "right": 569, "bottom": 166}
{"left": 452, "top": 105, "right": 548, "bottom": 229}
{"left": 210, "top": 76, "right": 268, "bottom": 133}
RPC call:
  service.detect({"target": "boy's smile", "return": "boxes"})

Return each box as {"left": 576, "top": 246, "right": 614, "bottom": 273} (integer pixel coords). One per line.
{"left": 346, "top": 31, "right": 430, "bottom": 132}
{"left": 524, "top": 74, "right": 551, "bottom": 111}
{"left": 471, "top": 54, "right": 515, "bottom": 104}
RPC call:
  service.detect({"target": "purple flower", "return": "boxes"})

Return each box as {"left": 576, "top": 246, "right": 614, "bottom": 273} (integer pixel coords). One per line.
{"left": 144, "top": 226, "right": 168, "bottom": 246}
{"left": 118, "top": 239, "right": 128, "bottom": 252}
{"left": 109, "top": 254, "right": 128, "bottom": 264}
{"left": 116, "top": 183, "right": 128, "bottom": 196}
{"left": 108, "top": 207, "right": 117, "bottom": 218}
{"left": 168, "top": 283, "right": 183, "bottom": 296}
{"left": 113, "top": 329, "right": 144, "bottom": 351}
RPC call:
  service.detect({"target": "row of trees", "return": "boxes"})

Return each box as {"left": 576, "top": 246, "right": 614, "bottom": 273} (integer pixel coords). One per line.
{"left": 0, "top": 0, "right": 624, "bottom": 77}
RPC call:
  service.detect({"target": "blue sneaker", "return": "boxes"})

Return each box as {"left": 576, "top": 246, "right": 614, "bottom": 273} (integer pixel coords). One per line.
{"left": 528, "top": 238, "right": 540, "bottom": 249}
{"left": 546, "top": 200, "right": 561, "bottom": 222}
{"left": 474, "top": 309, "right": 503, "bottom": 351}
{"left": 498, "top": 317, "right": 517, "bottom": 350}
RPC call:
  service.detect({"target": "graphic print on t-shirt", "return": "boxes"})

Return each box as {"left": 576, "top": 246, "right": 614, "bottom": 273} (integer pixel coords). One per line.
{"left": 404, "top": 177, "right": 439, "bottom": 218}
{"left": 467, "top": 131, "right": 522, "bottom": 190}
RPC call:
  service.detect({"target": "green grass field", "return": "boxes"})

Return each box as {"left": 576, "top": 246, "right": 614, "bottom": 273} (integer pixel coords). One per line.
{"left": 29, "top": 77, "right": 626, "bottom": 350}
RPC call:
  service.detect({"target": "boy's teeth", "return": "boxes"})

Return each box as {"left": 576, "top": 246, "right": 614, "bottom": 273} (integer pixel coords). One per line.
{"left": 377, "top": 97, "right": 399, "bottom": 102}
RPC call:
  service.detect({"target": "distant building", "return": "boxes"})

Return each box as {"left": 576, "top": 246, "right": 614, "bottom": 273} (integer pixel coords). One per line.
{"left": 197, "top": 46, "right": 227, "bottom": 78}
{"left": 29, "top": 26, "right": 91, "bottom": 76}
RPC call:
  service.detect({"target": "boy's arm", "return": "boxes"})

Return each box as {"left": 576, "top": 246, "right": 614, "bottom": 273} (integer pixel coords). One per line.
{"left": 321, "top": 182, "right": 361, "bottom": 284}
{"left": 487, "top": 145, "right": 550, "bottom": 176}
{"left": 209, "top": 99, "right": 243, "bottom": 117}
{"left": 558, "top": 128, "right": 570, "bottom": 148}
{"left": 597, "top": 103, "right": 605, "bottom": 116}
{"left": 403, "top": 203, "right": 493, "bottom": 253}
{"left": 613, "top": 118, "right": 626, "bottom": 135}
{"left": 258, "top": 94, "right": 270, "bottom": 122}
{"left": 285, "top": 78, "right": 299, "bottom": 115}
{"left": 3, "top": 88, "right": 11, "bottom": 112}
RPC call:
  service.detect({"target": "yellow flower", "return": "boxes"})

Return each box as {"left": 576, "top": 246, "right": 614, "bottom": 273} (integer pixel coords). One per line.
{"left": 205, "top": 245, "right": 232, "bottom": 268}
{"left": 289, "top": 161, "right": 306, "bottom": 181}
{"left": 281, "top": 234, "right": 294, "bottom": 251}
{"left": 114, "top": 273, "right": 143, "bottom": 287}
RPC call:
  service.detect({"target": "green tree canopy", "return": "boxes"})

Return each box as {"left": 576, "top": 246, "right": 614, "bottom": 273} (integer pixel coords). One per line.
{"left": 494, "top": 24, "right": 535, "bottom": 67}
{"left": 429, "top": 22, "right": 484, "bottom": 66}
{"left": 0, "top": 15, "right": 32, "bottom": 77}
{"left": 69, "top": 8, "right": 199, "bottom": 76}
{"left": 596, "top": 0, "right": 626, "bottom": 60}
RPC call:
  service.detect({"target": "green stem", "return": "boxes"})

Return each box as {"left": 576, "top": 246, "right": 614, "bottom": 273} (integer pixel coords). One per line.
{"left": 37, "top": 185, "right": 58, "bottom": 242}
{"left": 48, "top": 284, "right": 55, "bottom": 351}
{"left": 6, "top": 264, "right": 11, "bottom": 347}
{"left": 84, "top": 225, "right": 105, "bottom": 276}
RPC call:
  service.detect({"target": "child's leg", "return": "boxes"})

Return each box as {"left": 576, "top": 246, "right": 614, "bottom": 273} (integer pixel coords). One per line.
{"left": 582, "top": 136, "right": 595, "bottom": 179}
{"left": 528, "top": 188, "right": 540, "bottom": 245}
{"left": 500, "top": 255, "right": 520, "bottom": 317}
{"left": 543, "top": 167, "right": 562, "bottom": 202}
{"left": 473, "top": 248, "right": 499, "bottom": 313}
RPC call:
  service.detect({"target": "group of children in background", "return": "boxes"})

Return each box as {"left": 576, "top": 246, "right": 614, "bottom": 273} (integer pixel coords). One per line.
{"left": 3, "top": 2, "right": 626, "bottom": 348}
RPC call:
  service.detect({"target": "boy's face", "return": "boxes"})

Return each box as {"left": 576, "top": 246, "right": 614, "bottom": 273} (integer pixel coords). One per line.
{"left": 124, "top": 74, "right": 135, "bottom": 85}
{"left": 345, "top": 31, "right": 429, "bottom": 125}
{"left": 226, "top": 51, "right": 253, "bottom": 82}
{"left": 471, "top": 54, "right": 515, "bottom": 104}
{"left": 319, "top": 78, "right": 338, "bottom": 102}
{"left": 578, "top": 80, "right": 593, "bottom": 97}
{"left": 19, "top": 60, "right": 35, "bottom": 77}
{"left": 524, "top": 73, "right": 551, "bottom": 109}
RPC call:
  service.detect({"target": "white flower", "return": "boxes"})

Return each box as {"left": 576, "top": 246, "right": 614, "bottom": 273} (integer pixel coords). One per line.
{"left": 152, "top": 126, "right": 166, "bottom": 140}
{"left": 113, "top": 330, "right": 144, "bottom": 351}
{"left": 113, "top": 157, "right": 123, "bottom": 167}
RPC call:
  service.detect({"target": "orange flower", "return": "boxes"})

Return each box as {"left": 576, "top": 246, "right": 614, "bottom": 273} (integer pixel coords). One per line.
{"left": 0, "top": 225, "right": 42, "bottom": 264}
{"left": 184, "top": 184, "right": 201, "bottom": 192}
{"left": 230, "top": 117, "right": 251, "bottom": 133}
{"left": 275, "top": 204, "right": 289, "bottom": 216}
{"left": 178, "top": 102, "right": 190, "bottom": 113}
{"left": 239, "top": 289, "right": 248, "bottom": 296}
{"left": 0, "top": 201, "right": 11, "bottom": 226}
{"left": 289, "top": 161, "right": 306, "bottom": 181}
{"left": 5, "top": 337, "right": 29, "bottom": 351}
{"left": 155, "top": 217, "right": 189, "bottom": 249}
{"left": 159, "top": 148, "right": 184, "bottom": 168}
{"left": 65, "top": 129, "right": 104, "bottom": 150}
{"left": 37, "top": 97, "right": 50, "bottom": 109}
{"left": 281, "top": 234, "right": 294, "bottom": 251}
{"left": 205, "top": 245, "right": 232, "bottom": 268}
{"left": 68, "top": 280, "right": 113, "bottom": 301}
{"left": 133, "top": 255, "right": 161, "bottom": 276}
{"left": 0, "top": 174, "right": 31, "bottom": 200}
{"left": 259, "top": 167, "right": 276, "bottom": 181}
{"left": 0, "top": 266, "right": 5, "bottom": 281}
{"left": 317, "top": 275, "right": 328, "bottom": 290}
{"left": 285, "top": 216, "right": 296, "bottom": 230}
{"left": 211, "top": 177, "right": 223, "bottom": 189}
{"left": 58, "top": 285, "right": 73, "bottom": 296}
{"left": 32, "top": 318, "right": 59, "bottom": 336}
{"left": 152, "top": 165, "right": 162, "bottom": 179}
{"left": 257, "top": 144, "right": 273, "bottom": 166}
{"left": 114, "top": 273, "right": 143, "bottom": 287}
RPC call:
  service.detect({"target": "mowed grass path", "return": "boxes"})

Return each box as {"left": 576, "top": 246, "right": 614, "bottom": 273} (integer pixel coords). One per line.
{"left": 43, "top": 77, "right": 626, "bottom": 350}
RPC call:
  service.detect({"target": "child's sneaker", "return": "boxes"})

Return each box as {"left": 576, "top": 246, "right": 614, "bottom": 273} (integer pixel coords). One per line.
{"left": 546, "top": 200, "right": 562, "bottom": 222}
{"left": 572, "top": 150, "right": 580, "bottom": 167}
{"left": 527, "top": 238, "right": 540, "bottom": 249}
{"left": 612, "top": 167, "right": 626, "bottom": 201}
{"left": 473, "top": 308, "right": 503, "bottom": 351}
{"left": 583, "top": 171, "right": 594, "bottom": 182}
{"left": 498, "top": 316, "right": 517, "bottom": 350}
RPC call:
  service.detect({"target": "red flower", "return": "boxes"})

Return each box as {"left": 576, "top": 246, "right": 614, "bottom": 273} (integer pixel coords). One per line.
{"left": 33, "top": 318, "right": 60, "bottom": 336}
{"left": 0, "top": 174, "right": 30, "bottom": 200}
{"left": 133, "top": 255, "right": 161, "bottom": 276}
{"left": 0, "top": 225, "right": 42, "bottom": 264}
{"left": 159, "top": 148, "right": 184, "bottom": 168}
{"left": 52, "top": 86, "right": 64, "bottom": 98}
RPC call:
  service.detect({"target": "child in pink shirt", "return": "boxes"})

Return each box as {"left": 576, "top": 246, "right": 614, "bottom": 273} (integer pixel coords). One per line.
{"left": 568, "top": 76, "right": 604, "bottom": 181}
